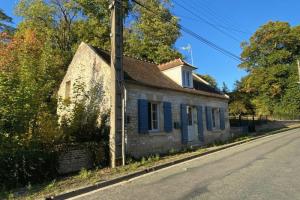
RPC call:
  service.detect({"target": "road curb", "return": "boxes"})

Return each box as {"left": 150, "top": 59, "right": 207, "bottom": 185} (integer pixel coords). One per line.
{"left": 47, "top": 126, "right": 300, "bottom": 200}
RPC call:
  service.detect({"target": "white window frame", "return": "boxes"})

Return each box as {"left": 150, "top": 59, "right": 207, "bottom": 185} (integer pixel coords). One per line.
{"left": 211, "top": 108, "right": 219, "bottom": 129}
{"left": 148, "top": 102, "right": 160, "bottom": 132}
{"left": 187, "top": 106, "right": 193, "bottom": 126}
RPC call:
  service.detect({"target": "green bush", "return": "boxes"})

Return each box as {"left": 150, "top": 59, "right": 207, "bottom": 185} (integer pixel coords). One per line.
{"left": 58, "top": 80, "right": 109, "bottom": 144}
{"left": 0, "top": 136, "right": 58, "bottom": 190}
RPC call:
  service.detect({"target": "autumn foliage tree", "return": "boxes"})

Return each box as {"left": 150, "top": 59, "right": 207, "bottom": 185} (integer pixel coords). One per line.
{"left": 0, "top": 29, "right": 63, "bottom": 139}
{"left": 0, "top": 0, "right": 180, "bottom": 190}
{"left": 237, "top": 21, "right": 300, "bottom": 119}
{"left": 0, "top": 0, "right": 182, "bottom": 136}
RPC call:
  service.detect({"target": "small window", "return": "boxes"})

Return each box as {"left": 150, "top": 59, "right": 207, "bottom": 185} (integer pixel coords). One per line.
{"left": 186, "top": 71, "right": 190, "bottom": 86}
{"left": 182, "top": 70, "right": 192, "bottom": 88}
{"left": 148, "top": 102, "right": 159, "bottom": 131}
{"left": 212, "top": 108, "right": 219, "bottom": 128}
{"left": 65, "top": 81, "right": 71, "bottom": 99}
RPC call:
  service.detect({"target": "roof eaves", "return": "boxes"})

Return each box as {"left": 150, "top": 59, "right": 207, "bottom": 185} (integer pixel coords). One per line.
{"left": 181, "top": 60, "right": 198, "bottom": 70}
{"left": 125, "top": 80, "right": 229, "bottom": 100}
{"left": 193, "top": 73, "right": 210, "bottom": 85}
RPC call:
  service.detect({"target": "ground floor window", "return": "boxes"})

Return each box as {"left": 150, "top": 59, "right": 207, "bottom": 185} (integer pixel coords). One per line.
{"left": 148, "top": 102, "right": 159, "bottom": 131}
{"left": 187, "top": 106, "right": 193, "bottom": 126}
{"left": 212, "top": 108, "right": 219, "bottom": 128}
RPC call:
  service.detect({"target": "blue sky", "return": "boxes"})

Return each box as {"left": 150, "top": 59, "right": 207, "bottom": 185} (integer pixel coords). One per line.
{"left": 1, "top": 0, "right": 300, "bottom": 90}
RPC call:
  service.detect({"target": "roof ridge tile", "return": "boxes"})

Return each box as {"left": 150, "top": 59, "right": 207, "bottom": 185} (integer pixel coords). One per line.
{"left": 158, "top": 58, "right": 182, "bottom": 67}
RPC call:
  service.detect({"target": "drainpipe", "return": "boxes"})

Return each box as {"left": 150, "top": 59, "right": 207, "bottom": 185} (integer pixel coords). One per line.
{"left": 122, "top": 85, "right": 127, "bottom": 166}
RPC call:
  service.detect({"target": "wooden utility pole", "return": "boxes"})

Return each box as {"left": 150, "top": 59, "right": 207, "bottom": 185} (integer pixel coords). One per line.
{"left": 110, "top": 0, "right": 124, "bottom": 168}
{"left": 297, "top": 59, "right": 300, "bottom": 84}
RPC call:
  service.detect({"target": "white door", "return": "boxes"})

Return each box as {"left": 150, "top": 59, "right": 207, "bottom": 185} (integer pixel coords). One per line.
{"left": 187, "top": 106, "right": 194, "bottom": 141}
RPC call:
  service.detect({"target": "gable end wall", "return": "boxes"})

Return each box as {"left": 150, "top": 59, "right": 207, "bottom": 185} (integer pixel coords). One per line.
{"left": 57, "top": 42, "right": 111, "bottom": 122}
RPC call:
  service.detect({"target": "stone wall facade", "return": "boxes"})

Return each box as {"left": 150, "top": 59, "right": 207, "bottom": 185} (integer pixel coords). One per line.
{"left": 57, "top": 146, "right": 93, "bottom": 174}
{"left": 125, "top": 83, "right": 230, "bottom": 158}
{"left": 57, "top": 42, "right": 231, "bottom": 160}
{"left": 57, "top": 42, "right": 111, "bottom": 123}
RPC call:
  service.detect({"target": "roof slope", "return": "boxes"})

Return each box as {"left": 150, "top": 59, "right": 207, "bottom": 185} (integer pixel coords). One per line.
{"left": 158, "top": 58, "right": 197, "bottom": 71}
{"left": 193, "top": 79, "right": 221, "bottom": 94}
{"left": 91, "top": 46, "right": 228, "bottom": 99}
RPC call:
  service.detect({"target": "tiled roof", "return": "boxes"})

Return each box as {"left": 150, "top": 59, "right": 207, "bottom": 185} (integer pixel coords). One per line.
{"left": 91, "top": 46, "right": 228, "bottom": 99}
{"left": 158, "top": 58, "right": 197, "bottom": 71}
{"left": 193, "top": 79, "right": 221, "bottom": 94}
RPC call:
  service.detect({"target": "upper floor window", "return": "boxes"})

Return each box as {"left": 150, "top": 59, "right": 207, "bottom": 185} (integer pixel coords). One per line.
{"left": 182, "top": 70, "right": 192, "bottom": 88}
{"left": 65, "top": 81, "right": 71, "bottom": 99}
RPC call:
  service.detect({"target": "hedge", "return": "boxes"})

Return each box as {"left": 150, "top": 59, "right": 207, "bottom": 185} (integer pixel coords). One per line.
{"left": 0, "top": 144, "right": 58, "bottom": 190}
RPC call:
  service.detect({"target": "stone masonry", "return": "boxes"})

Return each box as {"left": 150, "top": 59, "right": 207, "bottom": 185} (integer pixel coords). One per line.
{"left": 125, "top": 83, "right": 230, "bottom": 158}
{"left": 58, "top": 42, "right": 230, "bottom": 161}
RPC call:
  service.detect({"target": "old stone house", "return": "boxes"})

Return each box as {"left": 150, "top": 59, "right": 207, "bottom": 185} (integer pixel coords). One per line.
{"left": 58, "top": 42, "right": 230, "bottom": 158}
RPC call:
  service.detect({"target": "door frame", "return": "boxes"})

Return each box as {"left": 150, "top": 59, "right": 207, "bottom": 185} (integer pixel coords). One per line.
{"left": 187, "top": 105, "right": 198, "bottom": 142}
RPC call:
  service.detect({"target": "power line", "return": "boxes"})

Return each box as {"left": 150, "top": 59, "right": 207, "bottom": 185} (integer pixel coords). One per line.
{"left": 174, "top": 13, "right": 251, "bottom": 34}
{"left": 188, "top": 0, "right": 251, "bottom": 35}
{"left": 185, "top": 0, "right": 251, "bottom": 36}
{"left": 180, "top": 26, "right": 242, "bottom": 62}
{"left": 131, "top": 0, "right": 243, "bottom": 62}
{"left": 172, "top": 0, "right": 242, "bottom": 44}
{"left": 132, "top": 0, "right": 241, "bottom": 61}
{"left": 174, "top": 13, "right": 250, "bottom": 35}
{"left": 194, "top": 0, "right": 252, "bottom": 34}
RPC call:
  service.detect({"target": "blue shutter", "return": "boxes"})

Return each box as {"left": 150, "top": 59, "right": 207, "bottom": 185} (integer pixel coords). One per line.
{"left": 180, "top": 104, "right": 188, "bottom": 144}
{"left": 197, "top": 106, "right": 204, "bottom": 142}
{"left": 163, "top": 102, "right": 172, "bottom": 133}
{"left": 206, "top": 106, "right": 212, "bottom": 131}
{"left": 138, "top": 99, "right": 148, "bottom": 134}
{"left": 220, "top": 108, "right": 225, "bottom": 130}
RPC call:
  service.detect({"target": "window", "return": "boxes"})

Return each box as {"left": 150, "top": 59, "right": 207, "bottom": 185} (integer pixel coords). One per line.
{"left": 186, "top": 71, "right": 190, "bottom": 86}
{"left": 187, "top": 106, "right": 193, "bottom": 126}
{"left": 182, "top": 70, "right": 192, "bottom": 88}
{"left": 148, "top": 102, "right": 159, "bottom": 131}
{"left": 212, "top": 108, "right": 219, "bottom": 128}
{"left": 65, "top": 81, "right": 71, "bottom": 99}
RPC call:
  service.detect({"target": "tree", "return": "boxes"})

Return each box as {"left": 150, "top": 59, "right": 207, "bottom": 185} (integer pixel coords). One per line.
{"left": 199, "top": 74, "right": 218, "bottom": 88}
{"left": 124, "top": 0, "right": 182, "bottom": 63}
{"left": 0, "top": 9, "right": 14, "bottom": 33}
{"left": 229, "top": 101, "right": 247, "bottom": 118}
{"left": 15, "top": 0, "right": 181, "bottom": 63}
{"left": 16, "top": 0, "right": 79, "bottom": 55}
{"left": 221, "top": 82, "right": 229, "bottom": 94}
{"left": 239, "top": 21, "right": 300, "bottom": 118}
{"left": 72, "top": 0, "right": 119, "bottom": 51}
{"left": 1, "top": 0, "right": 183, "bottom": 137}
{"left": 0, "top": 29, "right": 64, "bottom": 135}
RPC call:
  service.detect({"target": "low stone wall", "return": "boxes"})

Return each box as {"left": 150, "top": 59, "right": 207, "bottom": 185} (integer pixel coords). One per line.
{"left": 255, "top": 120, "right": 300, "bottom": 132}
{"left": 230, "top": 120, "right": 300, "bottom": 137}
{"left": 57, "top": 144, "right": 94, "bottom": 175}
{"left": 230, "top": 126, "right": 249, "bottom": 137}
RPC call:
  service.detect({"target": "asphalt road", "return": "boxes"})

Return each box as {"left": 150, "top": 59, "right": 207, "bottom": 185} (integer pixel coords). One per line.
{"left": 72, "top": 128, "right": 300, "bottom": 200}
